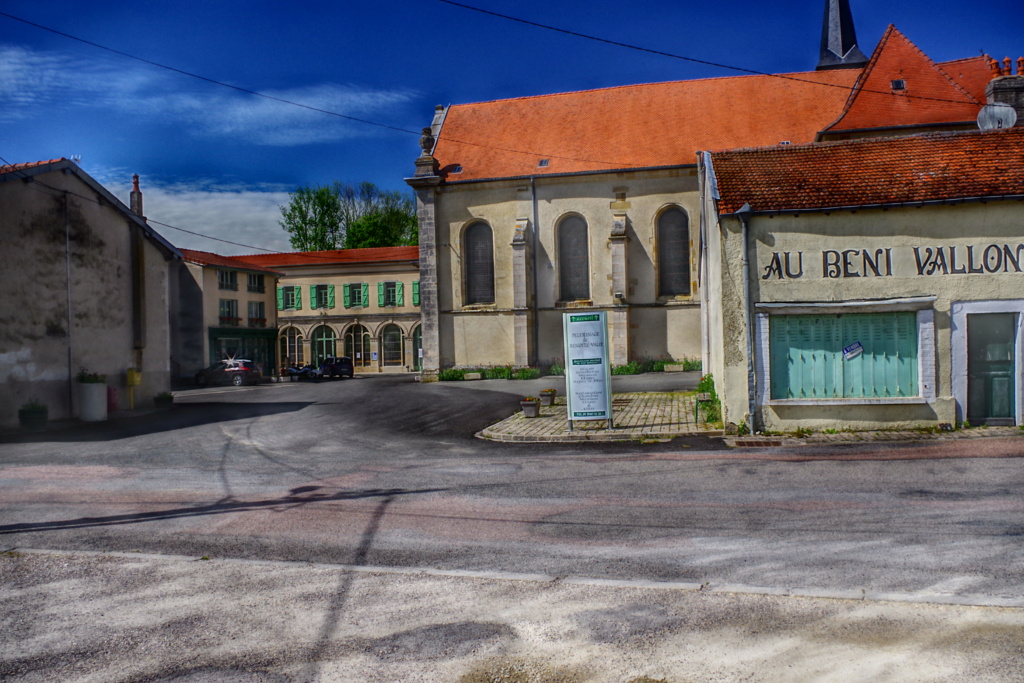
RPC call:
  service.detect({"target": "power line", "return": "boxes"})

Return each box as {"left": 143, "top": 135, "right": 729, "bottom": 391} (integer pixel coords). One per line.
{"left": 436, "top": 0, "right": 983, "bottom": 106}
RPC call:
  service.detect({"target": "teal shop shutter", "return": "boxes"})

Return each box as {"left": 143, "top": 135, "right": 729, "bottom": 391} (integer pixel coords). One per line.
{"left": 276, "top": 287, "right": 284, "bottom": 311}
{"left": 395, "top": 282, "right": 404, "bottom": 306}
{"left": 770, "top": 313, "right": 918, "bottom": 400}
{"left": 377, "top": 282, "right": 385, "bottom": 307}
{"left": 327, "top": 284, "right": 335, "bottom": 308}
{"left": 343, "top": 283, "right": 351, "bottom": 308}
{"left": 412, "top": 280, "right": 420, "bottom": 306}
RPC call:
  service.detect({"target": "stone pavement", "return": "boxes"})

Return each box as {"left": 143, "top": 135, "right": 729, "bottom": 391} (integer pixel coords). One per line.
{"left": 478, "top": 390, "right": 1024, "bottom": 445}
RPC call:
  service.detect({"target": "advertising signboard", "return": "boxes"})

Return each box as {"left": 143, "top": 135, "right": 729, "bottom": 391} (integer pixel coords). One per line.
{"left": 562, "top": 311, "right": 613, "bottom": 427}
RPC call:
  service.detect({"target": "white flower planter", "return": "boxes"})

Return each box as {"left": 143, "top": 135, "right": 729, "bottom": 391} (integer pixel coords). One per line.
{"left": 79, "top": 383, "right": 108, "bottom": 422}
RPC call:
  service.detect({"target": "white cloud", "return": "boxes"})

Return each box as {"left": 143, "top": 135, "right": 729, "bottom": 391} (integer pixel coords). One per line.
{"left": 0, "top": 44, "right": 418, "bottom": 144}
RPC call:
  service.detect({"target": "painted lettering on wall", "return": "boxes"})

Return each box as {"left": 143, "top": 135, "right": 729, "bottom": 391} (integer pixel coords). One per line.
{"left": 759, "top": 244, "right": 1024, "bottom": 279}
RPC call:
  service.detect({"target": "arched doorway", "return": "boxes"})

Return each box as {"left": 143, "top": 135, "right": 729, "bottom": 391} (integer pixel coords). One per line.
{"left": 311, "top": 325, "right": 336, "bottom": 366}
{"left": 381, "top": 324, "right": 404, "bottom": 367}
{"left": 346, "top": 324, "right": 372, "bottom": 368}
{"left": 279, "top": 326, "right": 303, "bottom": 367}
{"left": 412, "top": 325, "right": 422, "bottom": 371}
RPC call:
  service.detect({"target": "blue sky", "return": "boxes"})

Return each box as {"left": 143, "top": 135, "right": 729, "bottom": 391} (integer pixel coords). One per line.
{"left": 2, "top": 0, "right": 1018, "bottom": 254}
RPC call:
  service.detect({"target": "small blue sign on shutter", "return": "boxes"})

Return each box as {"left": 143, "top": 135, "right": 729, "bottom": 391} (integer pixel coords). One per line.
{"left": 842, "top": 341, "right": 863, "bottom": 360}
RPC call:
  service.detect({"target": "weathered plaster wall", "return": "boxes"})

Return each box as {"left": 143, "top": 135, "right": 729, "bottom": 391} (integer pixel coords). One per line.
{"left": 0, "top": 170, "right": 171, "bottom": 425}
{"left": 714, "top": 201, "right": 1024, "bottom": 432}
{"left": 433, "top": 168, "right": 702, "bottom": 368}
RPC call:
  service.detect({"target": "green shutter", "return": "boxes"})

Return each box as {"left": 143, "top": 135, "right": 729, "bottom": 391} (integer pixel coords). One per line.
{"left": 412, "top": 280, "right": 420, "bottom": 306}
{"left": 309, "top": 285, "right": 317, "bottom": 309}
{"left": 276, "top": 286, "right": 284, "bottom": 311}
{"left": 361, "top": 283, "right": 369, "bottom": 306}
{"left": 770, "top": 313, "right": 918, "bottom": 400}
{"left": 343, "top": 283, "right": 351, "bottom": 308}
{"left": 395, "top": 281, "right": 404, "bottom": 306}
{"left": 295, "top": 286, "right": 302, "bottom": 310}
{"left": 327, "top": 284, "right": 335, "bottom": 309}
{"left": 377, "top": 282, "right": 385, "bottom": 307}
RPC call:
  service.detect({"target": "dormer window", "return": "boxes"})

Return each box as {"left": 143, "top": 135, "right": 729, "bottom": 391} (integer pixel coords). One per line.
{"left": 538, "top": 159, "right": 550, "bottom": 168}
{"left": 891, "top": 79, "right": 907, "bottom": 91}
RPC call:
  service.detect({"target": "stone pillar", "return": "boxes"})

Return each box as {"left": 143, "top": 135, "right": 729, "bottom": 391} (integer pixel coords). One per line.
{"left": 511, "top": 217, "right": 533, "bottom": 367}
{"left": 406, "top": 128, "right": 442, "bottom": 381}
{"left": 608, "top": 196, "right": 631, "bottom": 366}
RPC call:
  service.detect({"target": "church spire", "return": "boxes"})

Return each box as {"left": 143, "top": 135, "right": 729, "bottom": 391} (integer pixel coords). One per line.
{"left": 817, "top": 0, "right": 869, "bottom": 70}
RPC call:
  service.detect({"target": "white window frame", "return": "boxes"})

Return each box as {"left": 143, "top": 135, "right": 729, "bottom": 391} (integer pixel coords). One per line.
{"left": 754, "top": 297, "right": 936, "bottom": 406}
{"left": 950, "top": 299, "right": 1024, "bottom": 426}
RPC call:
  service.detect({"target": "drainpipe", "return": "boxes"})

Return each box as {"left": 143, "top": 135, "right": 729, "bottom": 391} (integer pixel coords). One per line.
{"left": 63, "top": 192, "right": 74, "bottom": 416}
{"left": 736, "top": 202, "right": 757, "bottom": 431}
{"left": 530, "top": 177, "right": 539, "bottom": 365}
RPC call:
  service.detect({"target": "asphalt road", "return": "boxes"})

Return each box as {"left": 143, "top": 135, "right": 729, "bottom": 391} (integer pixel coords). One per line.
{"left": 2, "top": 373, "right": 1023, "bottom": 602}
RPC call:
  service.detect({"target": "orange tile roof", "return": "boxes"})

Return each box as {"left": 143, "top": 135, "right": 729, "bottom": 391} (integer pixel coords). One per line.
{"left": 180, "top": 248, "right": 282, "bottom": 275}
{"left": 0, "top": 158, "right": 67, "bottom": 176}
{"left": 433, "top": 69, "right": 861, "bottom": 182}
{"left": 235, "top": 245, "right": 419, "bottom": 268}
{"left": 937, "top": 55, "right": 992, "bottom": 104}
{"left": 821, "top": 27, "right": 982, "bottom": 135}
{"left": 711, "top": 128, "right": 1024, "bottom": 214}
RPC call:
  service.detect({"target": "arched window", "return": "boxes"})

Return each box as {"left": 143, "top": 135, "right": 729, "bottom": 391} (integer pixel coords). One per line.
{"left": 311, "top": 325, "right": 336, "bottom": 366}
{"left": 464, "top": 222, "right": 494, "bottom": 304}
{"left": 558, "top": 215, "right": 590, "bottom": 301}
{"left": 381, "top": 324, "right": 404, "bottom": 366}
{"left": 345, "top": 324, "right": 372, "bottom": 367}
{"left": 411, "top": 325, "right": 423, "bottom": 372}
{"left": 279, "top": 327, "right": 303, "bottom": 365}
{"left": 658, "top": 207, "right": 690, "bottom": 297}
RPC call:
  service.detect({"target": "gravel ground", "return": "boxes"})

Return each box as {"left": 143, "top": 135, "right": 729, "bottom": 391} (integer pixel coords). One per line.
{"left": 2, "top": 550, "right": 1023, "bottom": 683}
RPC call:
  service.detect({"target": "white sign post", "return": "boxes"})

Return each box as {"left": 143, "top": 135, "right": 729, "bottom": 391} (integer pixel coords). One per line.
{"left": 562, "top": 311, "right": 613, "bottom": 429}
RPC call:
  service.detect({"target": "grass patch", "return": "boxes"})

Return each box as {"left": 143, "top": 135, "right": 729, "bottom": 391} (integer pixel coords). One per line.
{"left": 437, "top": 368, "right": 466, "bottom": 381}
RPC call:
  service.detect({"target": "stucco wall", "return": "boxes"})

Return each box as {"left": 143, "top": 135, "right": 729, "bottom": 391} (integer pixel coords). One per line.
{"left": 712, "top": 201, "right": 1024, "bottom": 432}
{"left": 0, "top": 169, "right": 172, "bottom": 426}
{"left": 432, "top": 168, "right": 702, "bottom": 368}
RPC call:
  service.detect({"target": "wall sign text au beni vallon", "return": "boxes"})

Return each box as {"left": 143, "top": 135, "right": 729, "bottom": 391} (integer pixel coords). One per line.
{"left": 761, "top": 244, "right": 1024, "bottom": 280}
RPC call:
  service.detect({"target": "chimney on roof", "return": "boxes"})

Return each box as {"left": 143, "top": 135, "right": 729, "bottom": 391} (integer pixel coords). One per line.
{"left": 816, "top": 0, "right": 869, "bottom": 71}
{"left": 130, "top": 174, "right": 144, "bottom": 217}
{"left": 985, "top": 55, "right": 1024, "bottom": 127}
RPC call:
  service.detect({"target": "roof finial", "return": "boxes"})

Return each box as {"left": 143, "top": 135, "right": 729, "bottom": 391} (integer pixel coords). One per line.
{"left": 816, "top": 0, "right": 869, "bottom": 71}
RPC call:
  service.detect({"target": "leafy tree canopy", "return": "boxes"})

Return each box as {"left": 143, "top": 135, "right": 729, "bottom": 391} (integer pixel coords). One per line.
{"left": 278, "top": 181, "right": 417, "bottom": 251}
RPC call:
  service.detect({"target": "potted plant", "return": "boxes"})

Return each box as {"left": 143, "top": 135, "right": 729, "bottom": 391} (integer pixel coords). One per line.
{"left": 76, "top": 368, "right": 108, "bottom": 422}
{"left": 520, "top": 396, "right": 541, "bottom": 418}
{"left": 539, "top": 388, "right": 557, "bottom": 406}
{"left": 18, "top": 399, "right": 48, "bottom": 430}
{"left": 153, "top": 391, "right": 174, "bottom": 408}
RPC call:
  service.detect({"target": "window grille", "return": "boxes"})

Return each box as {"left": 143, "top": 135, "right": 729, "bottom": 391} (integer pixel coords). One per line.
{"left": 464, "top": 223, "right": 495, "bottom": 304}
{"left": 558, "top": 215, "right": 590, "bottom": 301}
{"left": 658, "top": 208, "right": 691, "bottom": 297}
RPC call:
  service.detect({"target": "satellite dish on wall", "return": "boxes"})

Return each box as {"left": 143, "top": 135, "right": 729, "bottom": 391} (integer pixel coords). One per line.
{"left": 977, "top": 103, "right": 1017, "bottom": 130}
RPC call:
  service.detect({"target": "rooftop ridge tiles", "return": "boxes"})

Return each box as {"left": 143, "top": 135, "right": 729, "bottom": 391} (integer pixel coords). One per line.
{"left": 446, "top": 67, "right": 859, "bottom": 110}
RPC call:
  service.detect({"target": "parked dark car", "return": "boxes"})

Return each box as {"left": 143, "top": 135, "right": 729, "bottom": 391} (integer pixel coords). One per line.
{"left": 195, "top": 359, "right": 262, "bottom": 386}
{"left": 317, "top": 356, "right": 354, "bottom": 379}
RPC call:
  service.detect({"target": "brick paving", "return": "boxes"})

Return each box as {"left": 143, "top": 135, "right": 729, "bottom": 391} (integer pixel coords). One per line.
{"left": 478, "top": 391, "right": 1024, "bottom": 445}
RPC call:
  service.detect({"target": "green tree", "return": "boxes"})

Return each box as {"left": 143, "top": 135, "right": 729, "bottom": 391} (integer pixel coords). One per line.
{"left": 279, "top": 181, "right": 417, "bottom": 251}
{"left": 278, "top": 185, "right": 343, "bottom": 251}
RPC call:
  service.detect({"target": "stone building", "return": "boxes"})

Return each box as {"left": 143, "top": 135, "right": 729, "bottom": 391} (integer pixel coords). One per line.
{"left": 0, "top": 160, "right": 179, "bottom": 425}
{"left": 702, "top": 127, "right": 1024, "bottom": 432}
{"left": 236, "top": 247, "right": 422, "bottom": 373}
{"left": 406, "top": 1, "right": 994, "bottom": 380}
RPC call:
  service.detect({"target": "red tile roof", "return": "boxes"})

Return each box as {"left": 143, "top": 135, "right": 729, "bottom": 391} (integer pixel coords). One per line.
{"left": 0, "top": 158, "right": 67, "bottom": 176}
{"left": 180, "top": 249, "right": 282, "bottom": 275}
{"left": 936, "top": 56, "right": 993, "bottom": 105}
{"left": 711, "top": 128, "right": 1024, "bottom": 214}
{"left": 433, "top": 69, "right": 862, "bottom": 182}
{"left": 821, "top": 27, "right": 982, "bottom": 135}
{"left": 235, "top": 246, "right": 419, "bottom": 268}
